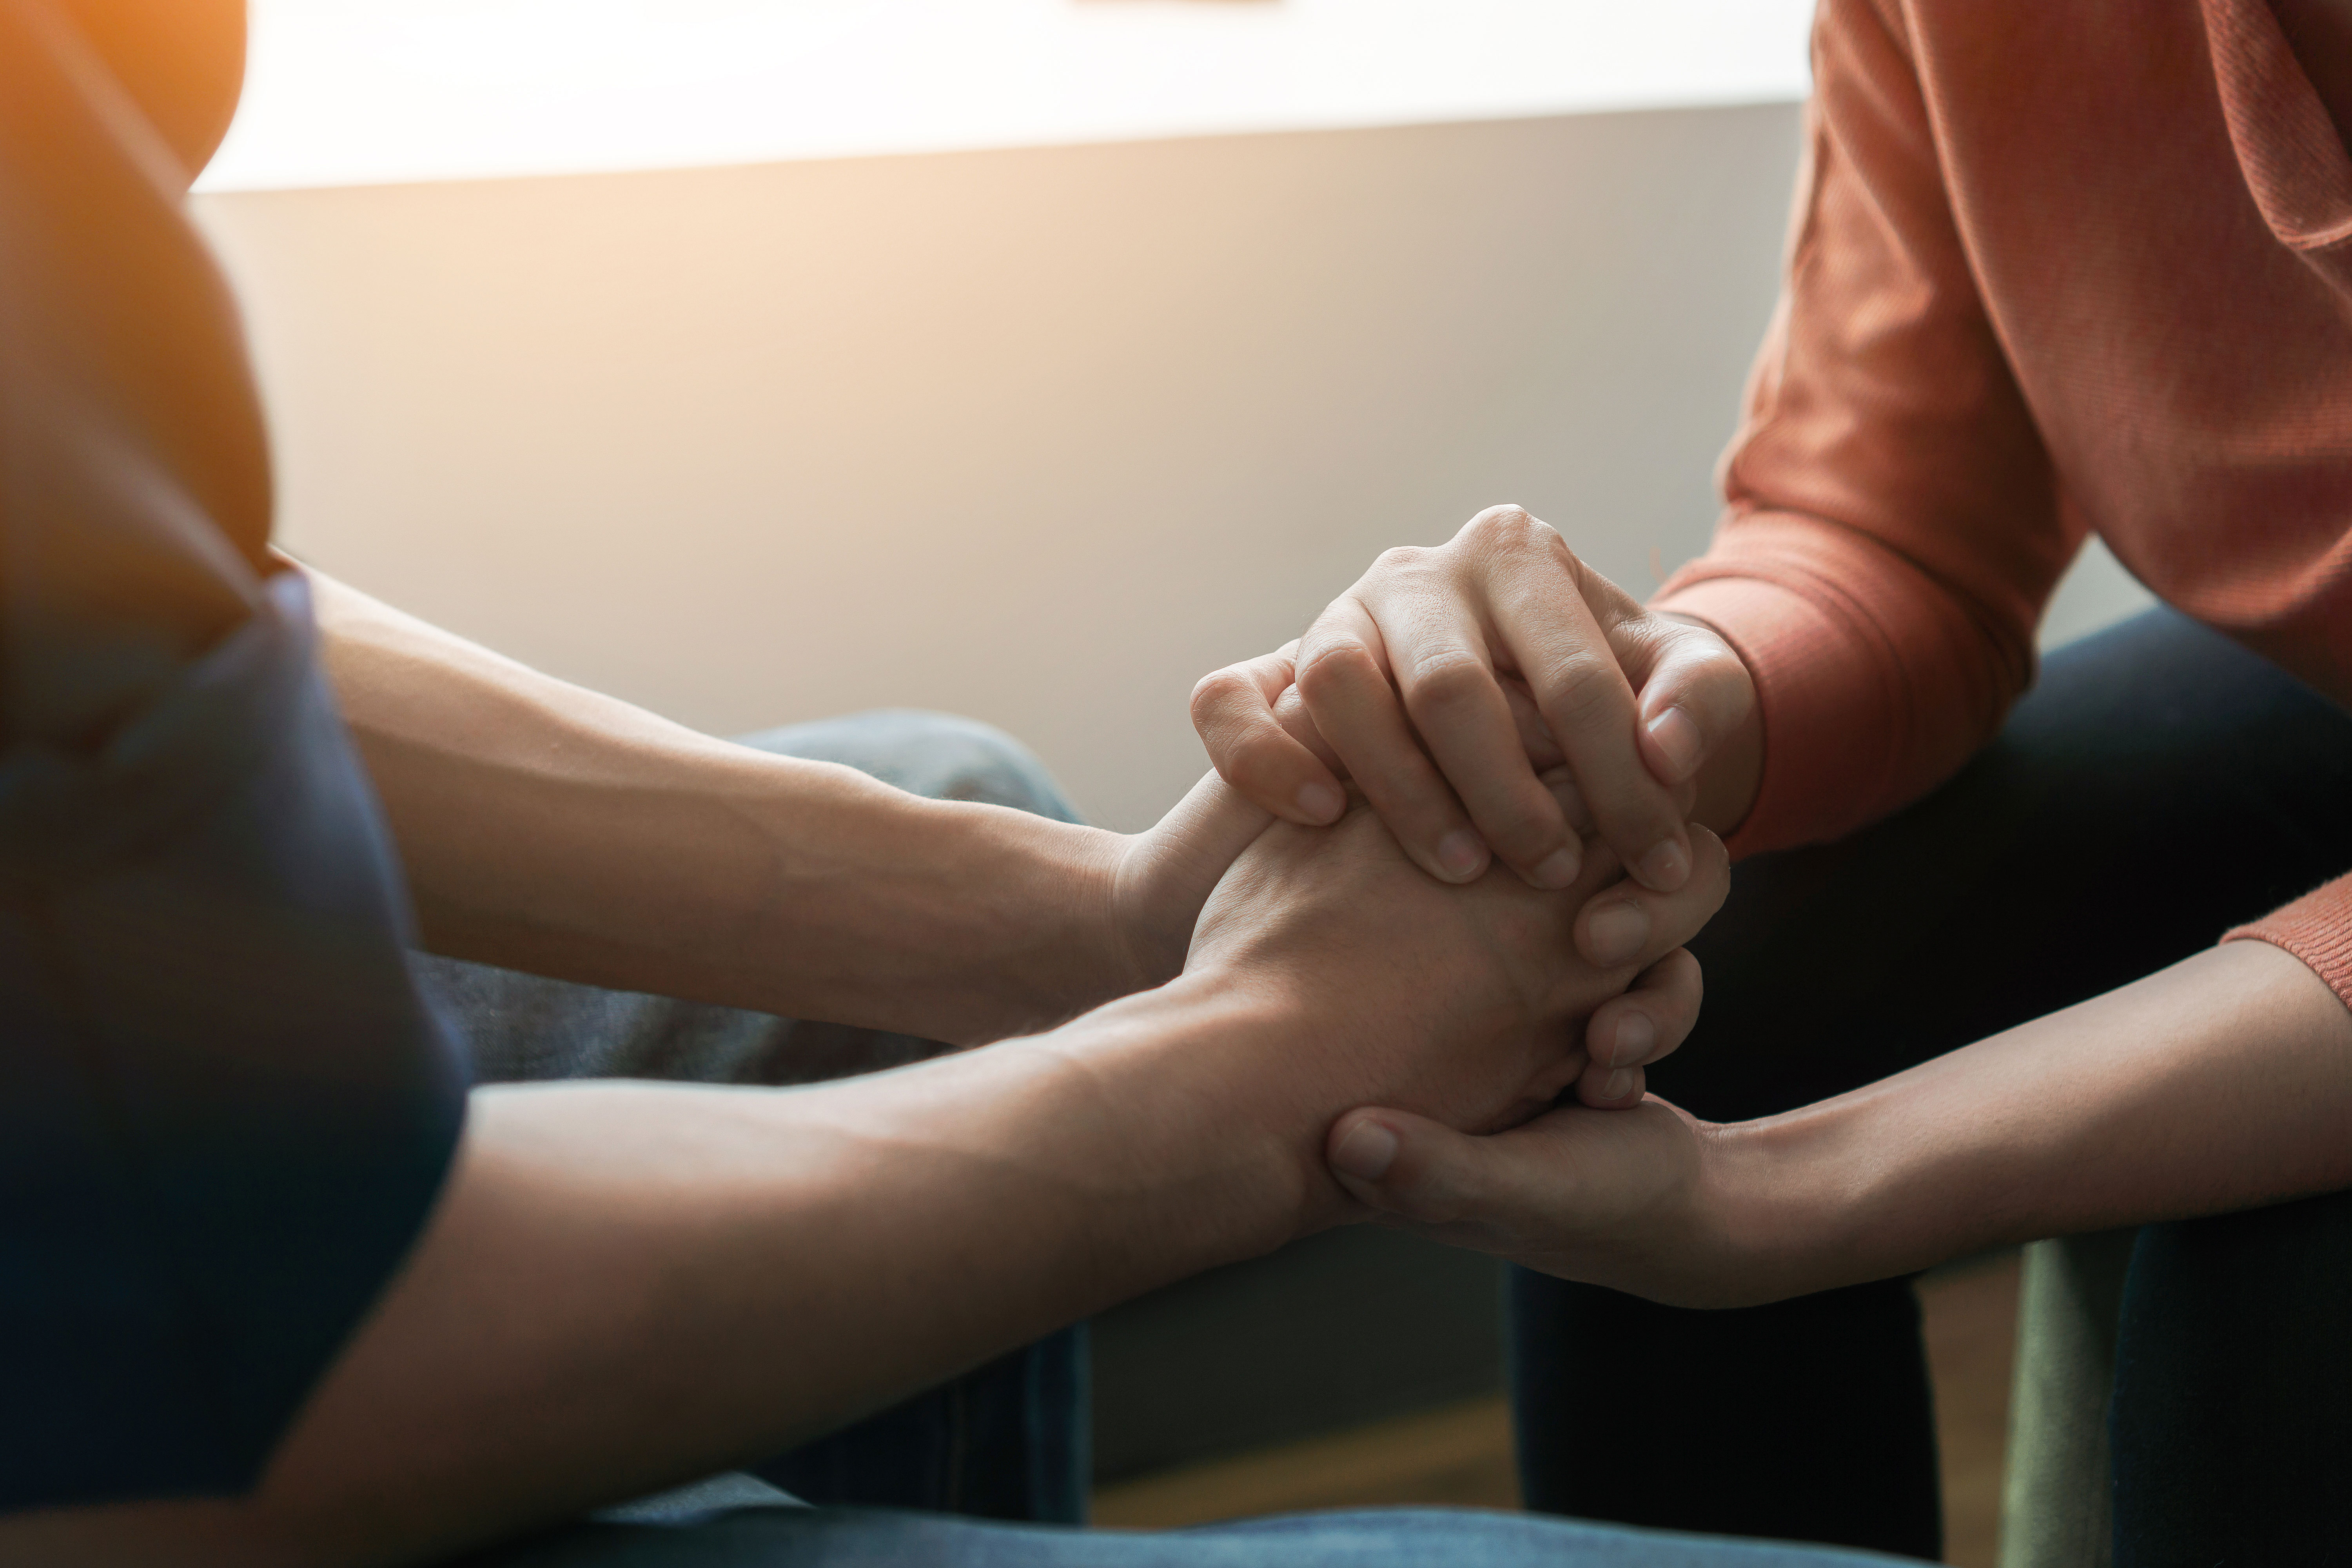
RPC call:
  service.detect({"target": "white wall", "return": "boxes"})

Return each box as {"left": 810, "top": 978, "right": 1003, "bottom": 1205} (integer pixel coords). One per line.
{"left": 200, "top": 0, "right": 1819, "bottom": 190}
{"left": 195, "top": 103, "right": 2151, "bottom": 831}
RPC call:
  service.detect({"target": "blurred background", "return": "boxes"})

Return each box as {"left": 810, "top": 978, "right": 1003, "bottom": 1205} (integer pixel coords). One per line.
{"left": 190, "top": 5, "right": 2156, "bottom": 1560}
{"left": 193, "top": 0, "right": 2150, "bottom": 837}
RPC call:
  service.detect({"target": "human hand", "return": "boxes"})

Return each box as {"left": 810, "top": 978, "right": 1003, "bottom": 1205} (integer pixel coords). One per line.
{"left": 1327, "top": 939, "right": 2352, "bottom": 1309}
{"left": 1323, "top": 1093, "right": 1771, "bottom": 1308}
{"left": 1094, "top": 771, "right": 1277, "bottom": 1002}
{"left": 1186, "top": 799, "right": 1728, "bottom": 1187}
{"left": 1191, "top": 505, "right": 1760, "bottom": 897}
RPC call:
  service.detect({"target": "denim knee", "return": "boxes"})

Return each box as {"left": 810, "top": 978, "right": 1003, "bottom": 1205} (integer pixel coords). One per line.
{"left": 731, "top": 709, "right": 1081, "bottom": 825}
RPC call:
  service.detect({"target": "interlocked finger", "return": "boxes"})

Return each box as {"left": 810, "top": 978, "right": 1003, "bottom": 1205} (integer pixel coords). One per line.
{"left": 1577, "top": 947, "right": 1703, "bottom": 1109}
{"left": 1191, "top": 640, "right": 1348, "bottom": 825}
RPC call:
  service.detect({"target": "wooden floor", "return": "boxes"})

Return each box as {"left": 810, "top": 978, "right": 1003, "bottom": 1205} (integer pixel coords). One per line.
{"left": 1095, "top": 1396, "right": 1520, "bottom": 1528}
{"left": 1921, "top": 1253, "right": 2024, "bottom": 1567}
{"left": 1096, "top": 1251, "right": 2022, "bottom": 1567}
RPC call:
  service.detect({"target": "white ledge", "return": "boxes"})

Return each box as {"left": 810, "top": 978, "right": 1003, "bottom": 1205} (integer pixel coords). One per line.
{"left": 196, "top": 0, "right": 1814, "bottom": 193}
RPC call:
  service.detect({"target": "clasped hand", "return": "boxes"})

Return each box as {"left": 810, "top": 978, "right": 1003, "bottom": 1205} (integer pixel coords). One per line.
{"left": 1187, "top": 504, "right": 1766, "bottom": 1298}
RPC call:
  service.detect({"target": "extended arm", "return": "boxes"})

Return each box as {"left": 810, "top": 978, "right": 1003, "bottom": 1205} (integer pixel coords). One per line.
{"left": 1329, "top": 938, "right": 2352, "bottom": 1308}
{"left": 307, "top": 567, "right": 1252, "bottom": 1046}
{"left": 8, "top": 984, "right": 1308, "bottom": 1568}
{"left": 0, "top": 809, "right": 1730, "bottom": 1568}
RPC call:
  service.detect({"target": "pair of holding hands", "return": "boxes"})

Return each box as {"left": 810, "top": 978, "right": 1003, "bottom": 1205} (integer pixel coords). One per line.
{"left": 1182, "top": 506, "right": 1766, "bottom": 1299}
{"left": 1197, "top": 505, "right": 1758, "bottom": 1112}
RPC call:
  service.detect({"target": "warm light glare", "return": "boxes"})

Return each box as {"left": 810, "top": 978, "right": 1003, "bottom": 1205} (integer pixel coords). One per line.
{"left": 196, "top": 0, "right": 1815, "bottom": 192}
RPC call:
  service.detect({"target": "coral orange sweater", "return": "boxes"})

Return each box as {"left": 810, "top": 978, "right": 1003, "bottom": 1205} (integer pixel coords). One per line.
{"left": 1655, "top": 0, "right": 2352, "bottom": 1006}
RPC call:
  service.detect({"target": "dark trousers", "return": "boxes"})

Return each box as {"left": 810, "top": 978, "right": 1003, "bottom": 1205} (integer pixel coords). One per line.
{"left": 1508, "top": 608, "right": 2352, "bottom": 1563}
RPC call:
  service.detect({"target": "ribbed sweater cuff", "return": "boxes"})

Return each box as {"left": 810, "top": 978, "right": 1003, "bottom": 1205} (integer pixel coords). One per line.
{"left": 1650, "top": 574, "right": 1898, "bottom": 861}
{"left": 2224, "top": 874, "right": 2352, "bottom": 1012}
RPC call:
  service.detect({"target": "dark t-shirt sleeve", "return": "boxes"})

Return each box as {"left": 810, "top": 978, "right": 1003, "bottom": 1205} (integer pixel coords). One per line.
{"left": 0, "top": 0, "right": 469, "bottom": 1512}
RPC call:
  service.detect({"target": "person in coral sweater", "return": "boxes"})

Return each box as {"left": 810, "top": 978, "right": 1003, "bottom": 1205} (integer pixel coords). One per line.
{"left": 1197, "top": 0, "right": 2352, "bottom": 1560}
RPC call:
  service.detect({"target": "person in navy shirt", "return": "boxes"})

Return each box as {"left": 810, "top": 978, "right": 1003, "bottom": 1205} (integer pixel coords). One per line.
{"left": 0, "top": 6, "right": 1789, "bottom": 1566}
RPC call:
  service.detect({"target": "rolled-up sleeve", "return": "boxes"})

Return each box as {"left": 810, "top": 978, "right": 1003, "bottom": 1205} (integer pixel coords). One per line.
{"left": 0, "top": 0, "right": 468, "bottom": 1512}
{"left": 2226, "top": 877, "right": 2352, "bottom": 1012}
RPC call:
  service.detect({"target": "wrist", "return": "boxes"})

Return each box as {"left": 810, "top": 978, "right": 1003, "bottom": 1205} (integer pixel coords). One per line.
{"left": 1692, "top": 1111, "right": 1872, "bottom": 1304}
{"left": 1708, "top": 1073, "right": 1982, "bottom": 1303}
{"left": 872, "top": 795, "right": 1138, "bottom": 1044}
{"left": 1658, "top": 1073, "right": 1956, "bottom": 1308}
{"left": 725, "top": 772, "right": 1137, "bottom": 1045}
{"left": 1022, "top": 814, "right": 1153, "bottom": 1024}
{"left": 959, "top": 799, "right": 1235, "bottom": 1034}
{"left": 1024, "top": 964, "right": 1342, "bottom": 1259}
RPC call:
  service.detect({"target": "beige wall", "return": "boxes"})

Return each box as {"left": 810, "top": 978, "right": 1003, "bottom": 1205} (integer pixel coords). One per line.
{"left": 195, "top": 103, "right": 2149, "bottom": 831}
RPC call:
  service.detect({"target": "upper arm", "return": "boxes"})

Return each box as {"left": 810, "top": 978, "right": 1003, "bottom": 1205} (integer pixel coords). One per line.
{"left": 1, "top": 1, "right": 468, "bottom": 1513}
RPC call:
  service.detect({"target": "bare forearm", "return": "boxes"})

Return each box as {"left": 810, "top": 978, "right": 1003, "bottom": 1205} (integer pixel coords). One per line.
{"left": 305, "top": 566, "right": 1127, "bottom": 1043}
{"left": 0, "top": 780, "right": 1632, "bottom": 1564}
{"left": 1731, "top": 941, "right": 2352, "bottom": 1295}
{"left": 8, "top": 975, "right": 1317, "bottom": 1568}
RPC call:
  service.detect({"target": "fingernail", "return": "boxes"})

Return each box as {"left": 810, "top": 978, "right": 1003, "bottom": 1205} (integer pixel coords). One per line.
{"left": 1296, "top": 782, "right": 1345, "bottom": 823}
{"left": 1612, "top": 1010, "right": 1656, "bottom": 1067}
{"left": 1530, "top": 844, "right": 1581, "bottom": 889}
{"left": 1331, "top": 1120, "right": 1400, "bottom": 1181}
{"left": 1585, "top": 900, "right": 1650, "bottom": 965}
{"left": 1602, "top": 1069, "right": 1635, "bottom": 1102}
{"left": 1637, "top": 837, "right": 1690, "bottom": 891}
{"left": 1645, "top": 706, "right": 1706, "bottom": 782}
{"left": 1436, "top": 829, "right": 1488, "bottom": 880}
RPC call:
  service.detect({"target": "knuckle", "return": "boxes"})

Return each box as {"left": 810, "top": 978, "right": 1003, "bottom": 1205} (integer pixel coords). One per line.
{"left": 1368, "top": 545, "right": 1428, "bottom": 581}
{"left": 1653, "top": 619, "right": 1749, "bottom": 683}
{"left": 1293, "top": 637, "right": 1381, "bottom": 703}
{"left": 1492, "top": 825, "right": 1569, "bottom": 875}
{"left": 1693, "top": 635, "right": 1748, "bottom": 675}
{"left": 1470, "top": 788, "right": 1570, "bottom": 866}
{"left": 1187, "top": 666, "right": 1250, "bottom": 719}
{"left": 1648, "top": 948, "right": 1702, "bottom": 1002}
{"left": 1225, "top": 746, "right": 1298, "bottom": 802}
{"left": 1461, "top": 504, "right": 1523, "bottom": 542}
{"left": 1465, "top": 503, "right": 1533, "bottom": 537}
{"left": 1201, "top": 733, "right": 1278, "bottom": 794}
{"left": 1462, "top": 504, "right": 1568, "bottom": 561}
{"left": 1665, "top": 630, "right": 1759, "bottom": 686}
{"left": 1399, "top": 648, "right": 1494, "bottom": 719}
{"left": 1533, "top": 650, "right": 1627, "bottom": 726}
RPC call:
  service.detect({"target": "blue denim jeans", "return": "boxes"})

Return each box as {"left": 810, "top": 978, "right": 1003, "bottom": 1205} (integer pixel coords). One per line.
{"left": 413, "top": 710, "right": 1094, "bottom": 1526}
{"left": 423, "top": 709, "right": 1903, "bottom": 1568}
{"left": 458, "top": 1504, "right": 1911, "bottom": 1567}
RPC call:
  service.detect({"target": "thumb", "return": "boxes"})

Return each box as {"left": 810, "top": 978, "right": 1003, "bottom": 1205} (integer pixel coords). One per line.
{"left": 1326, "top": 1107, "right": 1546, "bottom": 1231}
{"left": 1623, "top": 619, "right": 1755, "bottom": 791}
{"left": 1568, "top": 561, "right": 1754, "bottom": 794}
{"left": 1148, "top": 769, "right": 1276, "bottom": 884}
{"left": 1116, "top": 770, "right": 1277, "bottom": 988}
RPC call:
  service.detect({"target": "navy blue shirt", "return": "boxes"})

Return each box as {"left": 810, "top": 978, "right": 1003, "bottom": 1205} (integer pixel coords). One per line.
{"left": 0, "top": 0, "right": 468, "bottom": 1511}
